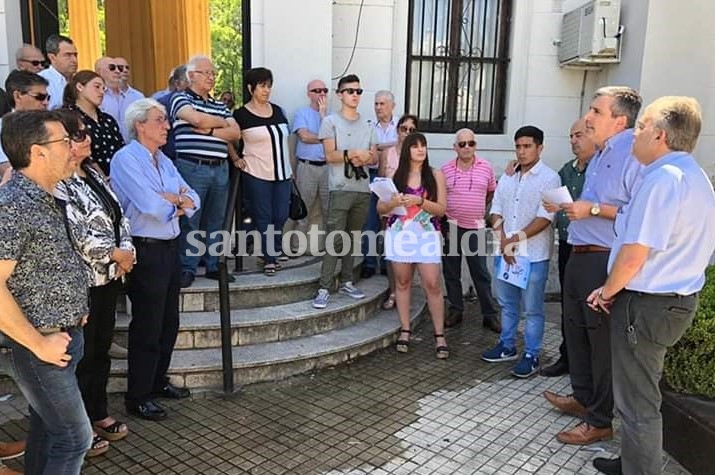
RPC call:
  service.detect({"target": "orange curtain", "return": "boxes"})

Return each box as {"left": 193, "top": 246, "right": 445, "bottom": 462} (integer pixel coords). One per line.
{"left": 67, "top": 0, "right": 101, "bottom": 71}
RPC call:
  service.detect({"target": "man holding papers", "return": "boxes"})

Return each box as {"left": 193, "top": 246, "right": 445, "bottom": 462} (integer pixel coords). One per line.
{"left": 481, "top": 126, "right": 560, "bottom": 378}
{"left": 544, "top": 87, "right": 643, "bottom": 446}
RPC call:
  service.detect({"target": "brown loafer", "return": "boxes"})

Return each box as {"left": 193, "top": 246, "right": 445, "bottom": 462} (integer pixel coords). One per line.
{"left": 557, "top": 421, "right": 612, "bottom": 445}
{"left": 543, "top": 390, "right": 587, "bottom": 417}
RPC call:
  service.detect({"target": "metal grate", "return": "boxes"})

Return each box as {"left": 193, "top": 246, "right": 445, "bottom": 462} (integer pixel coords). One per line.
{"left": 406, "top": 0, "right": 512, "bottom": 134}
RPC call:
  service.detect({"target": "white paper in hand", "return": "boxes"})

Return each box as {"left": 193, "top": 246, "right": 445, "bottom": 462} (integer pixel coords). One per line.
{"left": 542, "top": 185, "right": 573, "bottom": 205}
{"left": 369, "top": 177, "right": 407, "bottom": 215}
{"left": 495, "top": 256, "right": 531, "bottom": 290}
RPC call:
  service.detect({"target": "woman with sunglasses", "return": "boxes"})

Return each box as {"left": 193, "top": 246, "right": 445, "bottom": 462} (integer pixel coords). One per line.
{"left": 54, "top": 110, "right": 135, "bottom": 456}
{"left": 377, "top": 133, "right": 449, "bottom": 359}
{"left": 377, "top": 114, "right": 419, "bottom": 310}
{"left": 63, "top": 70, "right": 124, "bottom": 176}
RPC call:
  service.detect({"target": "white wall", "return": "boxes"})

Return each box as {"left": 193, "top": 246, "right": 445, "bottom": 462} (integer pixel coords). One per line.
{"left": 1, "top": 0, "right": 29, "bottom": 85}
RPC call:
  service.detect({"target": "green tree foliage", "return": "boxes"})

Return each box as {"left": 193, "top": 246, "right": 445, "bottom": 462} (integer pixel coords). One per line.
{"left": 664, "top": 266, "right": 715, "bottom": 399}
{"left": 210, "top": 0, "right": 243, "bottom": 105}
{"left": 57, "top": 0, "right": 106, "bottom": 53}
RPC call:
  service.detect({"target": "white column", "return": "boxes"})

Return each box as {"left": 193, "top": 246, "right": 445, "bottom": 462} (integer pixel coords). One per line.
{"left": 0, "top": 0, "right": 25, "bottom": 83}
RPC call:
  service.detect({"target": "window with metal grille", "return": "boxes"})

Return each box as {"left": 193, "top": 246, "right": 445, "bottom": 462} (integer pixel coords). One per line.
{"left": 406, "top": 0, "right": 512, "bottom": 134}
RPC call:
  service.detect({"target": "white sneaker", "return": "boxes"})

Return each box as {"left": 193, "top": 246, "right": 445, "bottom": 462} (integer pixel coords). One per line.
{"left": 313, "top": 289, "right": 330, "bottom": 309}
{"left": 339, "top": 281, "right": 365, "bottom": 299}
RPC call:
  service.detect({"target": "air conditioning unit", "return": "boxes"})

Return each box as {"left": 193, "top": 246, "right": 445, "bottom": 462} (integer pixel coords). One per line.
{"left": 558, "top": 0, "right": 622, "bottom": 69}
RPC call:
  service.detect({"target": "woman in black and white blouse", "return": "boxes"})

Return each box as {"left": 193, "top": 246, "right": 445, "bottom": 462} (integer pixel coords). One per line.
{"left": 55, "top": 110, "right": 135, "bottom": 455}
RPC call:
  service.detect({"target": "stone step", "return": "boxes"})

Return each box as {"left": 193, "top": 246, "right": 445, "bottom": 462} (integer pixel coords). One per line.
{"left": 114, "top": 277, "right": 390, "bottom": 349}
{"left": 108, "top": 290, "right": 426, "bottom": 392}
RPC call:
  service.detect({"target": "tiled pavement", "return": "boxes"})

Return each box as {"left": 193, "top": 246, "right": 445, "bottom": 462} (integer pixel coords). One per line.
{"left": 0, "top": 302, "right": 691, "bottom": 475}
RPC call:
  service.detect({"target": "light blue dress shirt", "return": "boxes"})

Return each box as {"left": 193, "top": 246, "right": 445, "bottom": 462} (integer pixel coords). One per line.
{"left": 568, "top": 128, "right": 643, "bottom": 247}
{"left": 101, "top": 86, "right": 145, "bottom": 143}
{"left": 292, "top": 106, "right": 325, "bottom": 162}
{"left": 608, "top": 151, "right": 715, "bottom": 294}
{"left": 110, "top": 140, "right": 200, "bottom": 240}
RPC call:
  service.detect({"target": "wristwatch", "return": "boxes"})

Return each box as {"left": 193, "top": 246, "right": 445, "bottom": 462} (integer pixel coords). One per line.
{"left": 590, "top": 202, "right": 601, "bottom": 216}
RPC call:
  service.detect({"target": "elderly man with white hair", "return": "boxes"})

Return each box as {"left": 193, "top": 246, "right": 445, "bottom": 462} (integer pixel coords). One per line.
{"left": 169, "top": 54, "right": 241, "bottom": 288}
{"left": 15, "top": 44, "right": 45, "bottom": 73}
{"left": 110, "top": 98, "right": 200, "bottom": 421}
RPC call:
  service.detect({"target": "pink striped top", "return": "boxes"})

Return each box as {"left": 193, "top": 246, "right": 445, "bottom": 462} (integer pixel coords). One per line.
{"left": 441, "top": 156, "right": 497, "bottom": 229}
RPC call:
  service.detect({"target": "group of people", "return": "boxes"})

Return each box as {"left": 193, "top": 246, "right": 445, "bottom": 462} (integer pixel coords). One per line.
{"left": 0, "top": 34, "right": 712, "bottom": 475}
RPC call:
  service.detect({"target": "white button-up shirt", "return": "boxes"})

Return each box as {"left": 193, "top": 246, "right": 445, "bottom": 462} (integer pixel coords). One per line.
{"left": 491, "top": 160, "right": 561, "bottom": 262}
{"left": 39, "top": 66, "right": 67, "bottom": 110}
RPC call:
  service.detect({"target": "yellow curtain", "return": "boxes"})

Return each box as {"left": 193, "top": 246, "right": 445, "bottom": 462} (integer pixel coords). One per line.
{"left": 67, "top": 0, "right": 101, "bottom": 72}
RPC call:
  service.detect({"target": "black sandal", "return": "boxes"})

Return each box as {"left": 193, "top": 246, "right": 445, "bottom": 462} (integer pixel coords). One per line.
{"left": 94, "top": 420, "right": 128, "bottom": 442}
{"left": 434, "top": 333, "right": 449, "bottom": 359}
{"left": 396, "top": 329, "right": 411, "bottom": 353}
{"left": 86, "top": 434, "right": 109, "bottom": 458}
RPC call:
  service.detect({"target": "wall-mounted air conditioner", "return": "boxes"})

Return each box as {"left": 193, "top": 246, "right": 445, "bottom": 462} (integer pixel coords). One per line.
{"left": 558, "top": 0, "right": 623, "bottom": 69}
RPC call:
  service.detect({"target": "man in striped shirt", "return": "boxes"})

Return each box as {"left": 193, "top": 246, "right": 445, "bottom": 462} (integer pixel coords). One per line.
{"left": 170, "top": 55, "right": 241, "bottom": 288}
{"left": 441, "top": 128, "right": 500, "bottom": 332}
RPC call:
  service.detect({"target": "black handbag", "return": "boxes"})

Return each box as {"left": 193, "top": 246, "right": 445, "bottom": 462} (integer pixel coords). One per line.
{"left": 289, "top": 181, "right": 308, "bottom": 220}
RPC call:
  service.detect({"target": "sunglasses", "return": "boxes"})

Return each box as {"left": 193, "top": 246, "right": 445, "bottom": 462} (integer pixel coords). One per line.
{"left": 310, "top": 88, "right": 329, "bottom": 94}
{"left": 108, "top": 64, "right": 128, "bottom": 72}
{"left": 70, "top": 129, "right": 89, "bottom": 143}
{"left": 24, "top": 92, "right": 50, "bottom": 102}
{"left": 457, "top": 140, "right": 477, "bottom": 148}
{"left": 19, "top": 59, "right": 45, "bottom": 67}
{"left": 339, "top": 88, "right": 363, "bottom": 95}
{"left": 399, "top": 126, "right": 416, "bottom": 134}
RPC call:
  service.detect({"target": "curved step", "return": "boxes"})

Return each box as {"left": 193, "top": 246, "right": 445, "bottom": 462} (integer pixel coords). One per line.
{"left": 107, "top": 290, "right": 426, "bottom": 392}
{"left": 114, "top": 277, "right": 391, "bottom": 348}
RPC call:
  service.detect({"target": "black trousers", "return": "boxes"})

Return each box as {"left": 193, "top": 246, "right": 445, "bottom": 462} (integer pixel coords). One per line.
{"left": 442, "top": 226, "right": 498, "bottom": 319}
{"left": 556, "top": 240, "right": 572, "bottom": 363}
{"left": 563, "top": 251, "right": 613, "bottom": 428}
{"left": 125, "top": 239, "right": 181, "bottom": 404}
{"left": 76, "top": 279, "right": 121, "bottom": 421}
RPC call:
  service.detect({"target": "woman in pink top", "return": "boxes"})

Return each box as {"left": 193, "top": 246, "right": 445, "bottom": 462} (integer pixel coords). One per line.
{"left": 377, "top": 114, "right": 418, "bottom": 309}
{"left": 377, "top": 133, "right": 449, "bottom": 359}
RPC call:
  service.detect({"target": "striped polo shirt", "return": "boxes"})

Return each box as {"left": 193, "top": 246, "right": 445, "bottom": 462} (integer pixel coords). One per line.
{"left": 169, "top": 88, "right": 232, "bottom": 160}
{"left": 233, "top": 104, "right": 291, "bottom": 182}
{"left": 441, "top": 156, "right": 497, "bottom": 229}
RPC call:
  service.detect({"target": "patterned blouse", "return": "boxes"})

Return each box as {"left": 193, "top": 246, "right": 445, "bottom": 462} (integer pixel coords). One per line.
{"left": 69, "top": 104, "right": 125, "bottom": 176}
{"left": 54, "top": 162, "right": 134, "bottom": 287}
{"left": 387, "top": 184, "right": 441, "bottom": 232}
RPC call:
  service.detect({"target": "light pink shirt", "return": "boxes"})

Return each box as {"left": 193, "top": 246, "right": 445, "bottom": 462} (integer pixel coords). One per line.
{"left": 441, "top": 156, "right": 497, "bottom": 229}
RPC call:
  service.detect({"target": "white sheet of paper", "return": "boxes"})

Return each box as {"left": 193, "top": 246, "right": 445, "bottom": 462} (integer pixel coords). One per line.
{"left": 369, "top": 178, "right": 407, "bottom": 215}
{"left": 542, "top": 186, "right": 573, "bottom": 205}
{"left": 495, "top": 255, "right": 531, "bottom": 290}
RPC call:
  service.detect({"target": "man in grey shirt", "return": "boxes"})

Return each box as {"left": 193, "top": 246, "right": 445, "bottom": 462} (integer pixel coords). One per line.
{"left": 313, "top": 74, "right": 377, "bottom": 309}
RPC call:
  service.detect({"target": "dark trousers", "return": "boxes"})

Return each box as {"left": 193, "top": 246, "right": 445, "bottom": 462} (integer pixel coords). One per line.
{"left": 563, "top": 251, "right": 613, "bottom": 428}
{"left": 242, "top": 174, "right": 292, "bottom": 265}
{"left": 442, "top": 226, "right": 497, "bottom": 320}
{"left": 125, "top": 239, "right": 181, "bottom": 404}
{"left": 361, "top": 169, "right": 383, "bottom": 271}
{"left": 76, "top": 279, "right": 121, "bottom": 422}
{"left": 611, "top": 291, "right": 697, "bottom": 475}
{"left": 556, "top": 240, "right": 572, "bottom": 363}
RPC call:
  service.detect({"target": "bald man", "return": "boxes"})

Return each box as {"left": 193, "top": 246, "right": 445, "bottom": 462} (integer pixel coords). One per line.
{"left": 97, "top": 56, "right": 144, "bottom": 141}
{"left": 15, "top": 44, "right": 45, "bottom": 73}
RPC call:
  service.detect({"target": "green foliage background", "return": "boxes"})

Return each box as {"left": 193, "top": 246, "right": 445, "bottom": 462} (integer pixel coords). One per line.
{"left": 664, "top": 266, "right": 715, "bottom": 399}
{"left": 57, "top": 0, "right": 242, "bottom": 100}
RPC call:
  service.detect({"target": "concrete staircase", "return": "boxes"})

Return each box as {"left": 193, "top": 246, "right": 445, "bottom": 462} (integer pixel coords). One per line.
{"left": 108, "top": 257, "right": 426, "bottom": 392}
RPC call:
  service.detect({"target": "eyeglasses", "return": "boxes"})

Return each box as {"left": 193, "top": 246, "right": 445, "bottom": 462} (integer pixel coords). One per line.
{"left": 23, "top": 92, "right": 51, "bottom": 102}
{"left": 399, "top": 126, "right": 416, "bottom": 134}
{"left": 37, "top": 136, "right": 71, "bottom": 147}
{"left": 70, "top": 129, "right": 89, "bottom": 143}
{"left": 457, "top": 140, "right": 477, "bottom": 148}
{"left": 339, "top": 88, "right": 363, "bottom": 95}
{"left": 309, "top": 88, "right": 329, "bottom": 94}
{"left": 19, "top": 59, "right": 45, "bottom": 67}
{"left": 108, "top": 64, "right": 129, "bottom": 72}
{"left": 147, "top": 115, "right": 168, "bottom": 124}
{"left": 194, "top": 70, "right": 217, "bottom": 78}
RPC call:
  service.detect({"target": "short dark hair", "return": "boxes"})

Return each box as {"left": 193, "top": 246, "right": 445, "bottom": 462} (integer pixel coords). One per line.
{"left": 0, "top": 110, "right": 62, "bottom": 169}
{"left": 594, "top": 86, "right": 642, "bottom": 128}
{"left": 4, "top": 70, "right": 49, "bottom": 108}
{"left": 45, "top": 34, "right": 73, "bottom": 56}
{"left": 63, "top": 70, "right": 102, "bottom": 107}
{"left": 0, "top": 89, "right": 10, "bottom": 118}
{"left": 514, "top": 125, "right": 544, "bottom": 145}
{"left": 337, "top": 74, "right": 360, "bottom": 91}
{"left": 398, "top": 114, "right": 419, "bottom": 129}
{"left": 244, "top": 67, "right": 273, "bottom": 96}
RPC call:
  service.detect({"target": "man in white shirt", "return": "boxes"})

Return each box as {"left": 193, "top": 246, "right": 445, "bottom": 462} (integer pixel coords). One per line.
{"left": 38, "top": 34, "right": 77, "bottom": 110}
{"left": 481, "top": 125, "right": 561, "bottom": 378}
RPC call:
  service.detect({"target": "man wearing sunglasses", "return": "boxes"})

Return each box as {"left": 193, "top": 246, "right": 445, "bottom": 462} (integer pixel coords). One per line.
{"left": 441, "top": 128, "right": 500, "bottom": 333}
{"left": 97, "top": 57, "right": 145, "bottom": 142}
{"left": 15, "top": 44, "right": 46, "bottom": 73}
{"left": 292, "top": 79, "right": 330, "bottom": 253}
{"left": 313, "top": 74, "right": 378, "bottom": 309}
{"left": 0, "top": 71, "right": 51, "bottom": 176}
{"left": 39, "top": 34, "right": 78, "bottom": 110}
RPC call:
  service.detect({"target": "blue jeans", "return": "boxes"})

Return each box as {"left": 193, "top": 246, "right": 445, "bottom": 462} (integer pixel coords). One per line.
{"left": 176, "top": 158, "right": 229, "bottom": 275}
{"left": 2, "top": 328, "right": 92, "bottom": 474}
{"left": 361, "top": 169, "right": 382, "bottom": 270}
{"left": 494, "top": 259, "right": 549, "bottom": 357}
{"left": 242, "top": 174, "right": 291, "bottom": 265}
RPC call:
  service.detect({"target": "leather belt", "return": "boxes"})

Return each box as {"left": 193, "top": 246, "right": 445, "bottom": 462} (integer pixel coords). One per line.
{"left": 298, "top": 158, "right": 326, "bottom": 167}
{"left": 572, "top": 245, "right": 610, "bottom": 253}
{"left": 624, "top": 290, "right": 698, "bottom": 299}
{"left": 177, "top": 155, "right": 224, "bottom": 167}
{"left": 133, "top": 236, "right": 178, "bottom": 246}
{"left": 37, "top": 318, "right": 84, "bottom": 335}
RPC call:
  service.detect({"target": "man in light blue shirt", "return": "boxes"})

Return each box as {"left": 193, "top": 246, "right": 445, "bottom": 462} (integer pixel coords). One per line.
{"left": 588, "top": 97, "right": 715, "bottom": 475}
{"left": 38, "top": 34, "right": 77, "bottom": 110}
